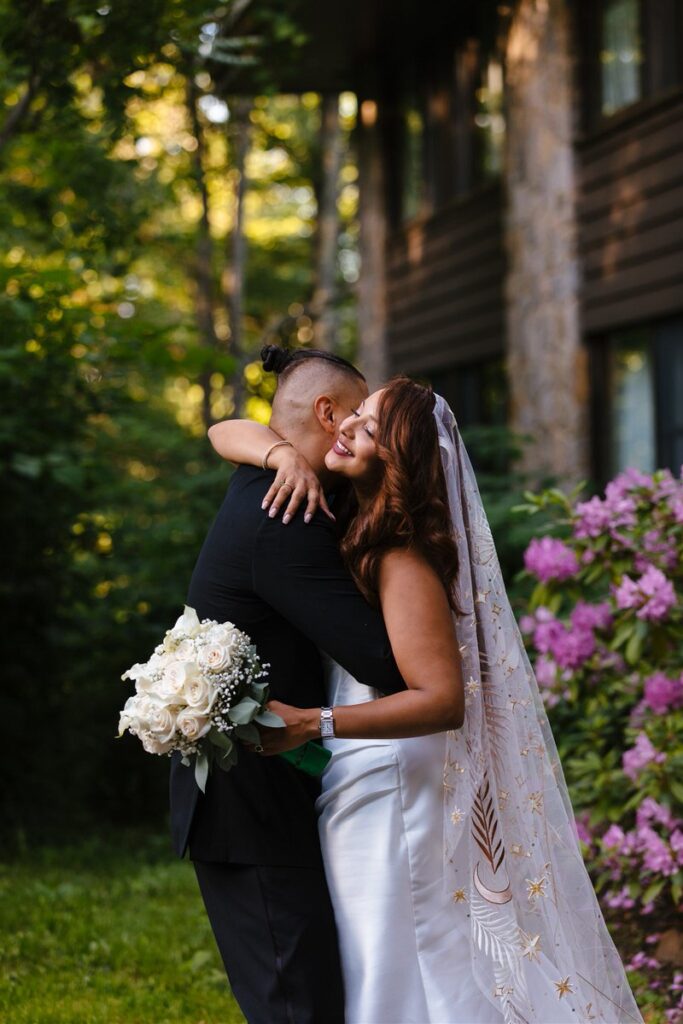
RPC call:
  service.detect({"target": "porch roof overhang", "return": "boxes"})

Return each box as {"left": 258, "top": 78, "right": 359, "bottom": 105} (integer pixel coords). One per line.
{"left": 221, "top": 0, "right": 486, "bottom": 96}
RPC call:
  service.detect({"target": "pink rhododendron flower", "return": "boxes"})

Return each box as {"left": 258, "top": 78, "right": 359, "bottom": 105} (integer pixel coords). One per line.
{"left": 607, "top": 886, "right": 635, "bottom": 910}
{"left": 642, "top": 672, "right": 683, "bottom": 714}
{"left": 670, "top": 830, "right": 683, "bottom": 864}
{"left": 575, "top": 819, "right": 592, "bottom": 845}
{"left": 524, "top": 536, "right": 579, "bottom": 583}
{"left": 602, "top": 824, "right": 625, "bottom": 850}
{"left": 636, "top": 796, "right": 679, "bottom": 831}
{"left": 622, "top": 732, "right": 666, "bottom": 781}
{"left": 614, "top": 565, "right": 676, "bottom": 621}
{"left": 637, "top": 826, "right": 676, "bottom": 875}
{"left": 534, "top": 654, "right": 558, "bottom": 688}
{"left": 532, "top": 617, "right": 565, "bottom": 654}
{"left": 608, "top": 468, "right": 652, "bottom": 496}
{"left": 574, "top": 496, "right": 612, "bottom": 539}
{"left": 634, "top": 529, "right": 678, "bottom": 573}
{"left": 550, "top": 625, "right": 596, "bottom": 670}
{"left": 570, "top": 600, "right": 613, "bottom": 632}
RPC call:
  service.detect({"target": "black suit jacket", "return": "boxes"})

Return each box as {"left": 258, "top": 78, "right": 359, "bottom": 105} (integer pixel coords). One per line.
{"left": 169, "top": 465, "right": 405, "bottom": 864}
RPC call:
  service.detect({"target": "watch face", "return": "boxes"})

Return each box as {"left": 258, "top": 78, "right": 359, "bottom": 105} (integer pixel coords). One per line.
{"left": 320, "top": 718, "right": 334, "bottom": 737}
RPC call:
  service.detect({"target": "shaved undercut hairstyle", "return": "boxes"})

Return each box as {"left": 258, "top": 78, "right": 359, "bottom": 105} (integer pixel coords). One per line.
{"left": 261, "top": 344, "right": 366, "bottom": 385}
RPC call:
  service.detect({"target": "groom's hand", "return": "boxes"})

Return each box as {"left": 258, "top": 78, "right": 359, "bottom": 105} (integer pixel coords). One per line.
{"left": 248, "top": 700, "right": 320, "bottom": 755}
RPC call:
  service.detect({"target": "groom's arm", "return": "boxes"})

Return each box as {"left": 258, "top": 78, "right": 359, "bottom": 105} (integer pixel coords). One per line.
{"left": 252, "top": 512, "right": 406, "bottom": 695}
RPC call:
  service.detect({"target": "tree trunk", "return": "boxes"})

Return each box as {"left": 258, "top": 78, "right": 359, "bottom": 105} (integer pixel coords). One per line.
{"left": 311, "top": 93, "right": 344, "bottom": 351}
{"left": 356, "top": 98, "right": 388, "bottom": 389}
{"left": 222, "top": 95, "right": 251, "bottom": 415}
{"left": 187, "top": 73, "right": 218, "bottom": 431}
{"left": 503, "top": 0, "right": 588, "bottom": 485}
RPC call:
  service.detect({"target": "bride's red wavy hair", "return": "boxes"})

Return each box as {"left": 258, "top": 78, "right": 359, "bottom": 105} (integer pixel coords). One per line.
{"left": 340, "top": 375, "right": 459, "bottom": 609}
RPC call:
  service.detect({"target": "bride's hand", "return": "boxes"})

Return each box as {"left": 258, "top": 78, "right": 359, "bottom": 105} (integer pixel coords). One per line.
{"left": 262, "top": 448, "right": 335, "bottom": 525}
{"left": 247, "top": 700, "right": 320, "bottom": 755}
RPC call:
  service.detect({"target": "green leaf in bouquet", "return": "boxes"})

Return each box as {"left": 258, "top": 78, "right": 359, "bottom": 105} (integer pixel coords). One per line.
{"left": 255, "top": 709, "right": 286, "bottom": 728}
{"left": 208, "top": 727, "right": 233, "bottom": 751}
{"left": 228, "top": 697, "right": 262, "bottom": 725}
{"left": 249, "top": 680, "right": 269, "bottom": 701}
{"left": 194, "top": 751, "right": 210, "bottom": 793}
{"left": 216, "top": 744, "right": 238, "bottom": 771}
{"left": 234, "top": 723, "right": 261, "bottom": 745}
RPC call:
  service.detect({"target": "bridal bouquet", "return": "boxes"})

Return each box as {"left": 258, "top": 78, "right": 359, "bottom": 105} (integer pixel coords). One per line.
{"left": 118, "top": 605, "right": 283, "bottom": 792}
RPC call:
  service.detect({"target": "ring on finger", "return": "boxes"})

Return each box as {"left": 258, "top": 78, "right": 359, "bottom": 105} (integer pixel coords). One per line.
{"left": 255, "top": 744, "right": 264, "bottom": 753}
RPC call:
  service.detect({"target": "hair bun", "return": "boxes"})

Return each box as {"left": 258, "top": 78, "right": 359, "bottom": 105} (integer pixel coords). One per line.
{"left": 261, "top": 344, "right": 293, "bottom": 374}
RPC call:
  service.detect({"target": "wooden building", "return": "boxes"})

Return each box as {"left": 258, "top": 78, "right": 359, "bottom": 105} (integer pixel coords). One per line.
{"left": 233, "top": 0, "right": 683, "bottom": 485}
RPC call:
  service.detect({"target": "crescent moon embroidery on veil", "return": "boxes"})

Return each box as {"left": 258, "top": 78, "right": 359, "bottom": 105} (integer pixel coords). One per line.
{"left": 473, "top": 861, "right": 513, "bottom": 905}
{"left": 471, "top": 775, "right": 513, "bottom": 904}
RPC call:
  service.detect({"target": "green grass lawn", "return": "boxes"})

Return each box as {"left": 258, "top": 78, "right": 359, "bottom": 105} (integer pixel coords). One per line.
{"left": 0, "top": 830, "right": 245, "bottom": 1024}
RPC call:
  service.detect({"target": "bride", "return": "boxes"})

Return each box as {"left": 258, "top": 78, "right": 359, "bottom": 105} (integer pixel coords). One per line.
{"left": 209, "top": 356, "right": 642, "bottom": 1024}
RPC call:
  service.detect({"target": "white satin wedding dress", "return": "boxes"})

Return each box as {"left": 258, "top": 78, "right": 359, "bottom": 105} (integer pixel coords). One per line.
{"left": 315, "top": 654, "right": 504, "bottom": 1024}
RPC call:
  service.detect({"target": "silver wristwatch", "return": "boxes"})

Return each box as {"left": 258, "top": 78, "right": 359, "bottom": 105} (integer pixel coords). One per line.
{"left": 319, "top": 707, "right": 335, "bottom": 738}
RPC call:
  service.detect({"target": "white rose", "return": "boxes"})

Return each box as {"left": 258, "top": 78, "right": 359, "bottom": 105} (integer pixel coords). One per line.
{"left": 198, "top": 643, "right": 231, "bottom": 673}
{"left": 176, "top": 709, "right": 211, "bottom": 742}
{"left": 174, "top": 639, "right": 195, "bottom": 660}
{"left": 147, "top": 702, "right": 177, "bottom": 743}
{"left": 182, "top": 674, "right": 218, "bottom": 714}
{"left": 141, "top": 731, "right": 175, "bottom": 755}
{"left": 159, "top": 661, "right": 198, "bottom": 701}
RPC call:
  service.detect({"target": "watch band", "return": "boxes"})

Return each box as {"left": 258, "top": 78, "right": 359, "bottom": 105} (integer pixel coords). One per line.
{"left": 320, "top": 706, "right": 335, "bottom": 738}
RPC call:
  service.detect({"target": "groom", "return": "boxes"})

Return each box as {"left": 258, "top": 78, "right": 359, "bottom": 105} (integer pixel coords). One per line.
{"left": 169, "top": 349, "right": 406, "bottom": 1024}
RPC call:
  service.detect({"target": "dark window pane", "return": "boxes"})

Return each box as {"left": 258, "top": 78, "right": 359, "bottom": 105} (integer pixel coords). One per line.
{"left": 655, "top": 317, "right": 683, "bottom": 473}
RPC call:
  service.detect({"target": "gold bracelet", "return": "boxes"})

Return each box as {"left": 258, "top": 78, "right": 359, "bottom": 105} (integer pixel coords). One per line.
{"left": 262, "top": 439, "right": 293, "bottom": 470}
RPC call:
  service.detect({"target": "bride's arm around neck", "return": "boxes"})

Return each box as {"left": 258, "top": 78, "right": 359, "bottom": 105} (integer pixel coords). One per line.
{"left": 328, "top": 546, "right": 464, "bottom": 739}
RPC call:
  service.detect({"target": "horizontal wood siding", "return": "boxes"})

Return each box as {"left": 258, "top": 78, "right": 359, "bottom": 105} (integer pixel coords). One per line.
{"left": 385, "top": 182, "right": 506, "bottom": 374}
{"left": 577, "top": 89, "right": 683, "bottom": 334}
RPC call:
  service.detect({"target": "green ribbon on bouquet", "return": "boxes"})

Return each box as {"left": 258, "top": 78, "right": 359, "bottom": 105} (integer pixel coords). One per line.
{"left": 279, "top": 741, "right": 332, "bottom": 777}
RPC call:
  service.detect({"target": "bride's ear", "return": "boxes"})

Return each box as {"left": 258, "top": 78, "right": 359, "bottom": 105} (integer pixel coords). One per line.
{"left": 312, "top": 394, "right": 337, "bottom": 435}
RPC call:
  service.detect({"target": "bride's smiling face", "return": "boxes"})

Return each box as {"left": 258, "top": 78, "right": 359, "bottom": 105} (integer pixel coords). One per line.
{"left": 325, "top": 388, "right": 384, "bottom": 484}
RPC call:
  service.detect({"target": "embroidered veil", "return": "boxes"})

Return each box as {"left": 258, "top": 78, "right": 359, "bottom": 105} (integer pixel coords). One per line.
{"left": 434, "top": 395, "right": 643, "bottom": 1024}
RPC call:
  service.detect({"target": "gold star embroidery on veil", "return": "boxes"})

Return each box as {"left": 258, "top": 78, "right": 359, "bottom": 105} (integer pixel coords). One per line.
{"left": 475, "top": 588, "right": 491, "bottom": 603}
{"left": 520, "top": 932, "right": 541, "bottom": 962}
{"left": 451, "top": 807, "right": 464, "bottom": 824}
{"left": 526, "top": 875, "right": 547, "bottom": 900}
{"left": 554, "top": 977, "right": 574, "bottom": 998}
{"left": 452, "top": 888, "right": 467, "bottom": 903}
{"left": 529, "top": 791, "right": 543, "bottom": 814}
{"left": 465, "top": 677, "right": 480, "bottom": 695}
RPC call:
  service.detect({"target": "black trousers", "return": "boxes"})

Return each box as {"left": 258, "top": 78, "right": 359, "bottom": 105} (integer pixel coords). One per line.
{"left": 192, "top": 859, "right": 346, "bottom": 1024}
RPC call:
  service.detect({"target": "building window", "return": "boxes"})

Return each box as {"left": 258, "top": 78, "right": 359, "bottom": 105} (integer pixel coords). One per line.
{"left": 428, "top": 357, "right": 508, "bottom": 470}
{"left": 400, "top": 99, "right": 426, "bottom": 223}
{"left": 592, "top": 316, "right": 683, "bottom": 481}
{"left": 600, "top": 0, "right": 643, "bottom": 115}
{"left": 581, "top": 0, "right": 682, "bottom": 130}
{"left": 606, "top": 328, "right": 656, "bottom": 473}
{"left": 473, "top": 56, "right": 506, "bottom": 182}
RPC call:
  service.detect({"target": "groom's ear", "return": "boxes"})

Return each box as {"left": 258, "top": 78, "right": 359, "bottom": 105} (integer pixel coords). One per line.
{"left": 312, "top": 394, "right": 338, "bottom": 435}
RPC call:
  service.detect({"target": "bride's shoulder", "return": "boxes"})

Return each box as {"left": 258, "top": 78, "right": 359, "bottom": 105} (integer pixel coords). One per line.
{"left": 377, "top": 545, "right": 435, "bottom": 584}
